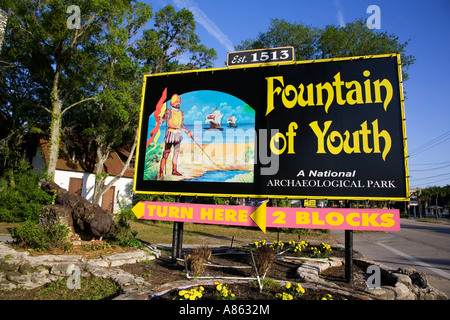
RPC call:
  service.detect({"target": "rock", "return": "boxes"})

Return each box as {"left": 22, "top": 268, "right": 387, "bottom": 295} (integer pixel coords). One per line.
{"left": 393, "top": 273, "right": 412, "bottom": 287}
{"left": 0, "top": 259, "right": 22, "bottom": 272}
{"left": 394, "top": 282, "right": 417, "bottom": 300}
{"left": 397, "top": 267, "right": 429, "bottom": 288}
{"left": 18, "top": 262, "right": 38, "bottom": 275}
{"left": 41, "top": 182, "right": 115, "bottom": 239}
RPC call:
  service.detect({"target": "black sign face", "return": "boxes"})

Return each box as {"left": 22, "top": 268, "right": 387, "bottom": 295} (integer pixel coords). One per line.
{"left": 227, "top": 47, "right": 295, "bottom": 67}
{"left": 134, "top": 54, "right": 409, "bottom": 200}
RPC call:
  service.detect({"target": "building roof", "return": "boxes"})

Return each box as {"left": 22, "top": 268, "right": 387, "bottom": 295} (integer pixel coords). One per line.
{"left": 38, "top": 138, "right": 134, "bottom": 178}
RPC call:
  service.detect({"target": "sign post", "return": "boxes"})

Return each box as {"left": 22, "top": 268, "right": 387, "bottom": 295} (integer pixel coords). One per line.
{"left": 345, "top": 230, "right": 353, "bottom": 283}
{"left": 171, "top": 196, "right": 184, "bottom": 264}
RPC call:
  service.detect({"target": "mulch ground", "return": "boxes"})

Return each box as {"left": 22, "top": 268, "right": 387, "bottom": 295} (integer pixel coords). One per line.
{"left": 119, "top": 249, "right": 369, "bottom": 300}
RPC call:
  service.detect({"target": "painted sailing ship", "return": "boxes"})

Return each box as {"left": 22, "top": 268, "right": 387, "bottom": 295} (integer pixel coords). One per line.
{"left": 205, "top": 107, "right": 223, "bottom": 129}
{"left": 227, "top": 115, "right": 237, "bottom": 127}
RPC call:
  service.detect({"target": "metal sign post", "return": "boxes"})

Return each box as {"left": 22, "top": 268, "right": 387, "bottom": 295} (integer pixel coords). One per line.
{"left": 171, "top": 196, "right": 184, "bottom": 264}
{"left": 345, "top": 230, "right": 354, "bottom": 283}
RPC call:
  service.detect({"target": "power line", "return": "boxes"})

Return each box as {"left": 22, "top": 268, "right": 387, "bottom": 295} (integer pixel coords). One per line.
{"left": 410, "top": 164, "right": 450, "bottom": 172}
{"left": 410, "top": 172, "right": 450, "bottom": 181}
{"left": 409, "top": 130, "right": 450, "bottom": 153}
{"left": 410, "top": 161, "right": 450, "bottom": 166}
{"left": 409, "top": 130, "right": 450, "bottom": 157}
{"left": 412, "top": 177, "right": 450, "bottom": 187}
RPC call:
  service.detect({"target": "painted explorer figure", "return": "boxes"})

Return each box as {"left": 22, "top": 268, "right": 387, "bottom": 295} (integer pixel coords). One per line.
{"left": 159, "top": 94, "right": 193, "bottom": 179}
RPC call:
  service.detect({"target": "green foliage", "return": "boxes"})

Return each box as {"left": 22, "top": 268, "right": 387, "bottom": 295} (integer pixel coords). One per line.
{"left": 108, "top": 208, "right": 142, "bottom": 247}
{"left": 136, "top": 5, "right": 217, "bottom": 73}
{"left": 237, "top": 17, "right": 415, "bottom": 81}
{"left": 418, "top": 185, "right": 450, "bottom": 216}
{"left": 11, "top": 220, "right": 70, "bottom": 251}
{"left": 0, "top": 162, "right": 52, "bottom": 222}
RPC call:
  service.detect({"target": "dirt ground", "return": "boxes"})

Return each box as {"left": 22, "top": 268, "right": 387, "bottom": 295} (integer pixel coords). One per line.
{"left": 119, "top": 249, "right": 369, "bottom": 300}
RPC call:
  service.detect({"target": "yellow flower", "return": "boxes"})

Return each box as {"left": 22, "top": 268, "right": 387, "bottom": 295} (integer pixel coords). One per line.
{"left": 216, "top": 284, "right": 222, "bottom": 291}
{"left": 199, "top": 286, "right": 204, "bottom": 292}
{"left": 179, "top": 290, "right": 186, "bottom": 296}
{"left": 184, "top": 293, "right": 190, "bottom": 299}
{"left": 285, "top": 282, "right": 292, "bottom": 289}
{"left": 283, "top": 293, "right": 293, "bottom": 300}
{"left": 296, "top": 286, "right": 305, "bottom": 294}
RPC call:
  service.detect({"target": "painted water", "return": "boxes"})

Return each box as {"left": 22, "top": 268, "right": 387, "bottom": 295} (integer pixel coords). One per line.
{"left": 182, "top": 122, "right": 255, "bottom": 145}
{"left": 186, "top": 170, "right": 252, "bottom": 182}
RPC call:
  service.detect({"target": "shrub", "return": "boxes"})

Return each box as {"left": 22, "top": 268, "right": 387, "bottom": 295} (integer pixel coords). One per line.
{"left": 0, "top": 162, "right": 52, "bottom": 222}
{"left": 253, "top": 244, "right": 276, "bottom": 278}
{"left": 11, "top": 220, "right": 70, "bottom": 251}
{"left": 185, "top": 246, "right": 211, "bottom": 275}
{"left": 108, "top": 209, "right": 141, "bottom": 247}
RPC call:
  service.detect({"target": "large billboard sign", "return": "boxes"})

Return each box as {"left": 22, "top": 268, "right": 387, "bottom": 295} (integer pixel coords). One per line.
{"left": 134, "top": 54, "right": 409, "bottom": 200}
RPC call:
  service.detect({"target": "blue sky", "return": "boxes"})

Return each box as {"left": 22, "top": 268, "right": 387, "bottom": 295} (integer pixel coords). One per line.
{"left": 147, "top": 0, "right": 450, "bottom": 188}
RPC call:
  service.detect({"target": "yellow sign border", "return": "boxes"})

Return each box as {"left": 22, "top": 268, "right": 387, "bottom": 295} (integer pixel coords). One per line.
{"left": 133, "top": 53, "right": 410, "bottom": 201}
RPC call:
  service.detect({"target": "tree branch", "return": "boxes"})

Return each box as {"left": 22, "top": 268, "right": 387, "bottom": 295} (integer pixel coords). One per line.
{"left": 101, "top": 129, "right": 138, "bottom": 193}
{"left": 62, "top": 97, "right": 95, "bottom": 115}
{"left": 37, "top": 104, "right": 52, "bottom": 114}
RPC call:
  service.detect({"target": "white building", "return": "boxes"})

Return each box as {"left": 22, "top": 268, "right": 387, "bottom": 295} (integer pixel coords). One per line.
{"left": 32, "top": 138, "right": 134, "bottom": 213}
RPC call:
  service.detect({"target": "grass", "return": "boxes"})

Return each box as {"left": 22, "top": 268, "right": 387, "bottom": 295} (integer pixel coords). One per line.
{"left": 0, "top": 276, "right": 120, "bottom": 300}
{"left": 35, "top": 276, "right": 120, "bottom": 300}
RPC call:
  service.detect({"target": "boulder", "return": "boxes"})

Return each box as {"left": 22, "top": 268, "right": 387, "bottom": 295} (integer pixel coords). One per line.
{"left": 41, "top": 182, "right": 115, "bottom": 240}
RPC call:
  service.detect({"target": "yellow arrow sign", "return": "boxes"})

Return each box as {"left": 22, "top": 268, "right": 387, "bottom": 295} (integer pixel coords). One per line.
{"left": 250, "top": 201, "right": 267, "bottom": 233}
{"left": 131, "top": 201, "right": 146, "bottom": 219}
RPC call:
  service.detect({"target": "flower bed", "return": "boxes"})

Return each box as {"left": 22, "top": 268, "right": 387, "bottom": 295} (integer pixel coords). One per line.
{"left": 151, "top": 280, "right": 357, "bottom": 300}
{"left": 252, "top": 240, "right": 339, "bottom": 259}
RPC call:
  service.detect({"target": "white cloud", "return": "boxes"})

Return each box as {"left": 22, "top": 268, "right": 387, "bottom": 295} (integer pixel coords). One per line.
{"left": 173, "top": 0, "right": 235, "bottom": 52}
{"left": 334, "top": 0, "right": 345, "bottom": 27}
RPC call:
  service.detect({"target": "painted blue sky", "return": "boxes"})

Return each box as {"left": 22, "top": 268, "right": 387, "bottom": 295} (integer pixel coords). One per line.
{"left": 179, "top": 90, "right": 254, "bottom": 124}
{"left": 146, "top": 0, "right": 450, "bottom": 188}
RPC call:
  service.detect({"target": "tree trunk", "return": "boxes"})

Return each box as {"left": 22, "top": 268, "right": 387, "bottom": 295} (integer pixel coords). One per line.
{"left": 91, "top": 130, "right": 138, "bottom": 205}
{"left": 46, "top": 71, "right": 62, "bottom": 182}
{"left": 92, "top": 142, "right": 111, "bottom": 205}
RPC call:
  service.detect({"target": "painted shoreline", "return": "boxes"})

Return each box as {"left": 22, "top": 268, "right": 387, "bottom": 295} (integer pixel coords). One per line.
{"left": 146, "top": 142, "right": 255, "bottom": 182}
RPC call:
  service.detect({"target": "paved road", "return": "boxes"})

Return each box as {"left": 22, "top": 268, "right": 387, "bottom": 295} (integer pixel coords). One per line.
{"left": 330, "top": 218, "right": 450, "bottom": 298}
